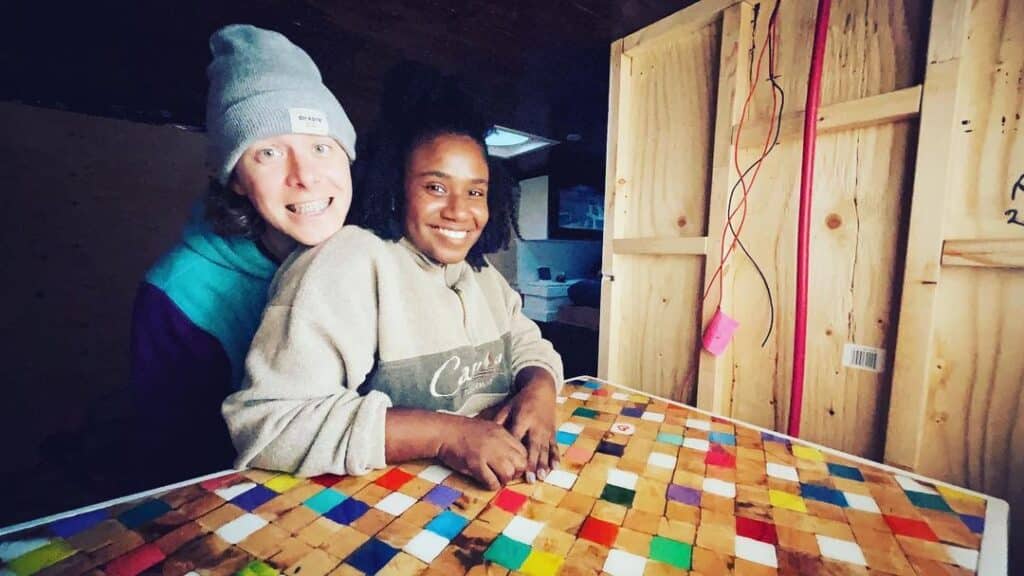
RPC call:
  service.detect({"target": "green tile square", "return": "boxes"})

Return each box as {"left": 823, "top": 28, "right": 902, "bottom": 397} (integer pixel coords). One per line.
{"left": 572, "top": 407, "right": 599, "bottom": 419}
{"left": 483, "top": 534, "right": 531, "bottom": 570}
{"left": 906, "top": 491, "right": 954, "bottom": 513}
{"left": 650, "top": 536, "right": 693, "bottom": 569}
{"left": 305, "top": 488, "right": 347, "bottom": 514}
{"left": 7, "top": 540, "right": 76, "bottom": 576}
{"left": 236, "top": 560, "right": 279, "bottom": 576}
{"left": 600, "top": 484, "right": 636, "bottom": 507}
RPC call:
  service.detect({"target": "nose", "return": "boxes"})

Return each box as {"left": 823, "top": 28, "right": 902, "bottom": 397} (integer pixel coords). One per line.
{"left": 440, "top": 192, "right": 470, "bottom": 220}
{"left": 286, "top": 149, "right": 320, "bottom": 189}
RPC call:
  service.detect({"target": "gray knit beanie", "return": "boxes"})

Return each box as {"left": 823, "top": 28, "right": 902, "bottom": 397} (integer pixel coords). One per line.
{"left": 206, "top": 24, "right": 356, "bottom": 184}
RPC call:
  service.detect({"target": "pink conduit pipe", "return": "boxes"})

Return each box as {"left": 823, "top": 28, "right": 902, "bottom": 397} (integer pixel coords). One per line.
{"left": 788, "top": 0, "right": 832, "bottom": 438}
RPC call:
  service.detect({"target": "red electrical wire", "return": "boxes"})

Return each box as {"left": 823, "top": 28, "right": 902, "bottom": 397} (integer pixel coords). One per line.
{"left": 703, "top": 8, "right": 782, "bottom": 310}
{"left": 788, "top": 0, "right": 832, "bottom": 438}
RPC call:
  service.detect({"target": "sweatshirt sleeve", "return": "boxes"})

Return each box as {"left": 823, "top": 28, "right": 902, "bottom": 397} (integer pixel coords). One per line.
{"left": 497, "top": 273, "right": 565, "bottom": 393}
{"left": 222, "top": 231, "right": 393, "bottom": 477}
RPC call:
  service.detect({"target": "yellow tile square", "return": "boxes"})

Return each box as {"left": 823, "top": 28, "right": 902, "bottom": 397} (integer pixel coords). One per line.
{"left": 791, "top": 445, "right": 824, "bottom": 462}
{"left": 520, "top": 549, "right": 565, "bottom": 576}
{"left": 265, "top": 473, "right": 304, "bottom": 493}
{"left": 770, "top": 489, "right": 808, "bottom": 513}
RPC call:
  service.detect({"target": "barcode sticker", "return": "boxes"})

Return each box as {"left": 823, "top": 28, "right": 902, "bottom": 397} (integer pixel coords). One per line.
{"left": 842, "top": 343, "right": 886, "bottom": 373}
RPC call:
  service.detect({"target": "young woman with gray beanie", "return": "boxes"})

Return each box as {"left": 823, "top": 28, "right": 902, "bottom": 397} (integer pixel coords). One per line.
{"left": 128, "top": 24, "right": 356, "bottom": 481}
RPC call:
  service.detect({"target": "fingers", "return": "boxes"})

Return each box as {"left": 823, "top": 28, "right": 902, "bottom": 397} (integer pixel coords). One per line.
{"left": 525, "top": 435, "right": 543, "bottom": 483}
{"left": 549, "top": 440, "right": 561, "bottom": 469}
{"left": 493, "top": 403, "right": 512, "bottom": 427}
{"left": 475, "top": 463, "right": 501, "bottom": 491}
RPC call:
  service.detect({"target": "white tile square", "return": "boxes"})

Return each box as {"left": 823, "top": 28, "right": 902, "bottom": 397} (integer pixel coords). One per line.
{"left": 611, "top": 392, "right": 630, "bottom": 400}
{"left": 894, "top": 475, "right": 939, "bottom": 494}
{"left": 214, "top": 482, "right": 257, "bottom": 501}
{"left": 735, "top": 536, "right": 778, "bottom": 568}
{"left": 607, "top": 468, "right": 639, "bottom": 490}
{"left": 559, "top": 422, "right": 585, "bottom": 434}
{"left": 682, "top": 437, "right": 710, "bottom": 452}
{"left": 640, "top": 411, "right": 665, "bottom": 423}
{"left": 556, "top": 396, "right": 567, "bottom": 404}
{"left": 544, "top": 469, "right": 578, "bottom": 490}
{"left": 570, "top": 391, "right": 591, "bottom": 401}
{"left": 766, "top": 462, "right": 799, "bottom": 482}
{"left": 686, "top": 418, "right": 712, "bottom": 431}
{"left": 404, "top": 529, "right": 449, "bottom": 563}
{"left": 944, "top": 545, "right": 979, "bottom": 570}
{"left": 0, "top": 538, "right": 50, "bottom": 562}
{"left": 647, "top": 452, "right": 677, "bottom": 470}
{"left": 603, "top": 548, "right": 647, "bottom": 576}
{"left": 816, "top": 535, "right": 867, "bottom": 566}
{"left": 503, "top": 515, "right": 545, "bottom": 545}
{"left": 375, "top": 492, "right": 418, "bottom": 515}
{"left": 418, "top": 464, "right": 453, "bottom": 484}
{"left": 216, "top": 513, "right": 268, "bottom": 544}
{"left": 843, "top": 492, "right": 881, "bottom": 513}
{"left": 703, "top": 478, "right": 736, "bottom": 499}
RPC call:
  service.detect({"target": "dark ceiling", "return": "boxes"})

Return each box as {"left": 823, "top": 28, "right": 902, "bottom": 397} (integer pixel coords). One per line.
{"left": 3, "top": 0, "right": 694, "bottom": 172}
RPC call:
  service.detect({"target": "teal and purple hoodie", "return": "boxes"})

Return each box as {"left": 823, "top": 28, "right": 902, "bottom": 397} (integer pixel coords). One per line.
{"left": 129, "top": 206, "right": 277, "bottom": 478}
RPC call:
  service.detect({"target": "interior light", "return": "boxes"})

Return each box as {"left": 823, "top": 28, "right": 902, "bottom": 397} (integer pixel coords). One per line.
{"left": 486, "top": 128, "right": 530, "bottom": 147}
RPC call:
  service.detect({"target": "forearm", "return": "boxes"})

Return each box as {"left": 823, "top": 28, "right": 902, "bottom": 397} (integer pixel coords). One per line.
{"left": 384, "top": 408, "right": 465, "bottom": 463}
{"left": 515, "top": 366, "right": 557, "bottom": 395}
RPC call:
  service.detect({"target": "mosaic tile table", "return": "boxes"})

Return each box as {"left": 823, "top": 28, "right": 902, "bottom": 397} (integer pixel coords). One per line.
{"left": 0, "top": 377, "right": 1008, "bottom": 576}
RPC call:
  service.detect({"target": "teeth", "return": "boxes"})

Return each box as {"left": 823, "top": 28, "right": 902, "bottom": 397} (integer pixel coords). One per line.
{"left": 289, "top": 198, "right": 331, "bottom": 215}
{"left": 435, "top": 227, "right": 468, "bottom": 240}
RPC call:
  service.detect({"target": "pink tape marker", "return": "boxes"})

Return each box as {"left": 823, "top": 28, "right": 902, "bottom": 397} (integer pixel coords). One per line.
{"left": 702, "top": 309, "right": 739, "bottom": 356}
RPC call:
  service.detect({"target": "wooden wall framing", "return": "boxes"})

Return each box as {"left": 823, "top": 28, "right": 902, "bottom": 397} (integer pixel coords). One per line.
{"left": 599, "top": 0, "right": 1023, "bottom": 534}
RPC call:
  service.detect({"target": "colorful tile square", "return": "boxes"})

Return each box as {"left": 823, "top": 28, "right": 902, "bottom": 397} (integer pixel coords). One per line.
{"left": 375, "top": 468, "right": 415, "bottom": 491}
{"left": 579, "top": 515, "right": 619, "bottom": 547}
{"left": 424, "top": 484, "right": 461, "bottom": 509}
{"left": 600, "top": 484, "right": 636, "bottom": 506}
{"left": 827, "top": 462, "right": 864, "bottom": 481}
{"left": 708, "top": 431, "right": 736, "bottom": 445}
{"left": 117, "top": 499, "right": 171, "bottom": 529}
{"left": 325, "top": 498, "right": 370, "bottom": 525}
{"left": 49, "top": 509, "right": 108, "bottom": 538}
{"left": 519, "top": 548, "right": 564, "bottom": 576}
{"left": 425, "top": 510, "right": 469, "bottom": 540}
{"left": 666, "top": 484, "right": 701, "bottom": 507}
{"left": 556, "top": 431, "right": 579, "bottom": 445}
{"left": 800, "top": 483, "right": 848, "bottom": 507}
{"left": 347, "top": 538, "right": 398, "bottom": 574}
{"left": 906, "top": 491, "right": 954, "bottom": 512}
{"left": 649, "top": 535, "right": 692, "bottom": 569}
{"left": 493, "top": 488, "right": 528, "bottom": 514}
{"left": 484, "top": 534, "right": 531, "bottom": 570}
{"left": 883, "top": 515, "right": 939, "bottom": 541}
{"left": 572, "top": 407, "right": 599, "bottom": 419}
{"left": 305, "top": 488, "right": 347, "bottom": 514}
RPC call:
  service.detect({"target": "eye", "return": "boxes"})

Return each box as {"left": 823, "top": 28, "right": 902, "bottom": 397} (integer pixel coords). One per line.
{"left": 469, "top": 189, "right": 487, "bottom": 198}
{"left": 313, "top": 143, "right": 332, "bottom": 155}
{"left": 426, "top": 183, "right": 446, "bottom": 195}
{"left": 257, "top": 147, "right": 283, "bottom": 161}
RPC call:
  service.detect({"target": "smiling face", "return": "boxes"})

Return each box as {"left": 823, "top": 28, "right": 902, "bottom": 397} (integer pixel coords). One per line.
{"left": 402, "top": 133, "right": 490, "bottom": 265}
{"left": 231, "top": 133, "right": 352, "bottom": 258}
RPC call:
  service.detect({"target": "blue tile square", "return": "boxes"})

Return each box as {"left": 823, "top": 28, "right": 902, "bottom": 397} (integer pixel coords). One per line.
{"left": 827, "top": 463, "right": 864, "bottom": 481}
{"left": 425, "top": 510, "right": 469, "bottom": 539}
{"left": 596, "top": 441, "right": 625, "bottom": 457}
{"left": 708, "top": 432, "right": 736, "bottom": 446}
{"left": 620, "top": 407, "right": 644, "bottom": 418}
{"left": 800, "top": 483, "right": 848, "bottom": 507}
{"left": 305, "top": 489, "right": 347, "bottom": 514}
{"left": 325, "top": 497, "right": 370, "bottom": 525}
{"left": 51, "top": 509, "right": 108, "bottom": 538}
{"left": 118, "top": 499, "right": 171, "bottom": 529}
{"left": 960, "top": 514, "right": 985, "bottom": 534}
{"left": 347, "top": 538, "right": 398, "bottom": 574}
{"left": 581, "top": 379, "right": 601, "bottom": 389}
{"left": 232, "top": 484, "right": 278, "bottom": 511}
{"left": 761, "top": 432, "right": 789, "bottom": 444}
{"left": 656, "top": 432, "right": 684, "bottom": 446}
{"left": 556, "top": 431, "right": 579, "bottom": 445}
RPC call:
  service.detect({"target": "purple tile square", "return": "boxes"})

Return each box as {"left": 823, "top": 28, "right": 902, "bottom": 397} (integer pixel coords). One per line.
{"left": 424, "top": 484, "right": 461, "bottom": 509}
{"left": 620, "top": 407, "right": 644, "bottom": 418}
{"left": 50, "top": 509, "right": 109, "bottom": 538}
{"left": 666, "top": 483, "right": 702, "bottom": 507}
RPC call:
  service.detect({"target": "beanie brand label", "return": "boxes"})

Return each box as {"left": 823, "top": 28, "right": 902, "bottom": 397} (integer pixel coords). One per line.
{"left": 289, "top": 108, "right": 329, "bottom": 135}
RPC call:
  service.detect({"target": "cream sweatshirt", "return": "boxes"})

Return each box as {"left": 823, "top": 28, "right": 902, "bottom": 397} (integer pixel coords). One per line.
{"left": 223, "top": 226, "right": 563, "bottom": 476}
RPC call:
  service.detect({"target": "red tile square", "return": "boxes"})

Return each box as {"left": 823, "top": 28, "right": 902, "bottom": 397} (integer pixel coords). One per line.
{"left": 310, "top": 474, "right": 345, "bottom": 487}
{"left": 592, "top": 388, "right": 610, "bottom": 396}
{"left": 375, "top": 468, "right": 415, "bottom": 491}
{"left": 579, "top": 515, "right": 620, "bottom": 547}
{"left": 705, "top": 445, "right": 736, "bottom": 469}
{"left": 736, "top": 516, "right": 778, "bottom": 545}
{"left": 493, "top": 488, "right": 528, "bottom": 514}
{"left": 199, "top": 473, "right": 241, "bottom": 491}
{"left": 105, "top": 543, "right": 165, "bottom": 576}
{"left": 883, "top": 515, "right": 939, "bottom": 541}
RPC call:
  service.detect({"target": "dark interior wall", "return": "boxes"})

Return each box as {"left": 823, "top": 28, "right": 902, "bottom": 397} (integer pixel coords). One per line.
{"left": 0, "top": 102, "right": 206, "bottom": 473}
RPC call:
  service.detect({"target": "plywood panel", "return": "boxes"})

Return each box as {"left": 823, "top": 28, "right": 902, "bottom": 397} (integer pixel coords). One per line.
{"left": 615, "top": 23, "right": 720, "bottom": 240}
{"left": 720, "top": 0, "right": 922, "bottom": 460}
{"left": 607, "top": 255, "right": 703, "bottom": 400}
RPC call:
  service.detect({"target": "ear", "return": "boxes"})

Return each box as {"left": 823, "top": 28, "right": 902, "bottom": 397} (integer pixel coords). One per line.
{"left": 229, "top": 174, "right": 247, "bottom": 198}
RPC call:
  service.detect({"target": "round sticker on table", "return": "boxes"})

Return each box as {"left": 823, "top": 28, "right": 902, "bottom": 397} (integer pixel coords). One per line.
{"left": 611, "top": 421, "right": 636, "bottom": 436}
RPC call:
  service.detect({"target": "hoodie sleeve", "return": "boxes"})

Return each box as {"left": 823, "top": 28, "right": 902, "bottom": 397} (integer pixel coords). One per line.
{"left": 496, "top": 273, "right": 564, "bottom": 393}
{"left": 222, "top": 229, "right": 392, "bottom": 476}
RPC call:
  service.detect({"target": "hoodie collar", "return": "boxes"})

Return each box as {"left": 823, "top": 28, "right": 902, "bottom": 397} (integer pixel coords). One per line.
{"left": 398, "top": 236, "right": 469, "bottom": 288}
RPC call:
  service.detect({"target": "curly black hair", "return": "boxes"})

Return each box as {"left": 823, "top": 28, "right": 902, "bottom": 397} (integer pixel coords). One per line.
{"left": 203, "top": 176, "right": 265, "bottom": 239}
{"left": 350, "top": 64, "right": 519, "bottom": 270}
